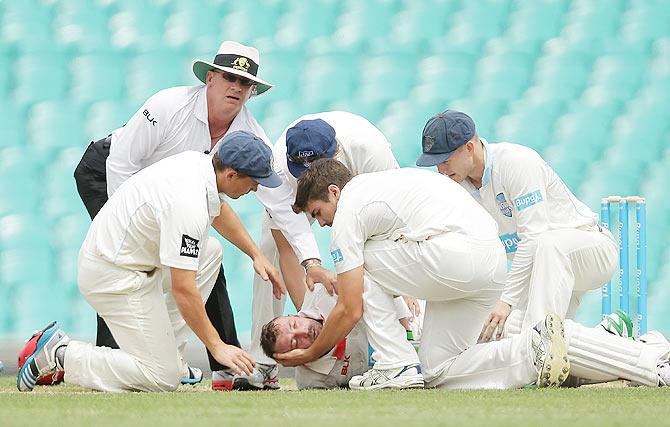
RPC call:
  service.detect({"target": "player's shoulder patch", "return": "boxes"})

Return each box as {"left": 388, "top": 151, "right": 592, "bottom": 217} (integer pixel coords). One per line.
{"left": 331, "top": 248, "right": 344, "bottom": 264}
{"left": 496, "top": 192, "right": 513, "bottom": 217}
{"left": 180, "top": 234, "right": 200, "bottom": 258}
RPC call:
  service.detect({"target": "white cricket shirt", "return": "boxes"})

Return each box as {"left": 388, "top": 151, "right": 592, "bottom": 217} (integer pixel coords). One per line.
{"left": 82, "top": 152, "right": 221, "bottom": 272}
{"left": 459, "top": 140, "right": 598, "bottom": 307}
{"left": 106, "top": 85, "right": 269, "bottom": 196}
{"left": 258, "top": 111, "right": 400, "bottom": 263}
{"left": 330, "top": 168, "right": 499, "bottom": 274}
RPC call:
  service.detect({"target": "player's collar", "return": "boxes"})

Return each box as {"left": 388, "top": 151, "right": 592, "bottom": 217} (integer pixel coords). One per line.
{"left": 195, "top": 85, "right": 209, "bottom": 126}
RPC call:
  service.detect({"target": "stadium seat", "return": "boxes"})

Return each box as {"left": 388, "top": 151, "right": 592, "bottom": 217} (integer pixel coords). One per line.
{"left": 26, "top": 101, "right": 86, "bottom": 165}
{"left": 127, "top": 51, "right": 191, "bottom": 105}
{"left": 71, "top": 53, "right": 127, "bottom": 106}
{"left": 219, "top": 0, "right": 282, "bottom": 44}
{"left": 13, "top": 53, "right": 70, "bottom": 107}
{"left": 85, "top": 100, "right": 137, "bottom": 143}
{"left": 297, "top": 53, "right": 360, "bottom": 107}
{"left": 332, "top": 0, "right": 399, "bottom": 48}
{"left": 275, "top": 0, "right": 341, "bottom": 48}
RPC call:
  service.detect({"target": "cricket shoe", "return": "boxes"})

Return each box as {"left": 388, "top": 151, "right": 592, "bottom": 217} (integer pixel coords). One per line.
{"left": 18, "top": 327, "right": 66, "bottom": 386}
{"left": 658, "top": 360, "right": 670, "bottom": 387}
{"left": 180, "top": 366, "right": 203, "bottom": 385}
{"left": 17, "top": 321, "right": 70, "bottom": 392}
{"left": 211, "top": 368, "right": 236, "bottom": 391}
{"left": 597, "top": 309, "right": 634, "bottom": 339}
{"left": 349, "top": 364, "right": 424, "bottom": 390}
{"left": 531, "top": 313, "right": 570, "bottom": 388}
{"left": 231, "top": 363, "right": 280, "bottom": 391}
{"left": 639, "top": 331, "right": 670, "bottom": 353}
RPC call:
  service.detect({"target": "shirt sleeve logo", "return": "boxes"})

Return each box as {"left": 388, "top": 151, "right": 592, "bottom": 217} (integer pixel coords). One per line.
{"left": 514, "top": 190, "right": 543, "bottom": 211}
{"left": 496, "top": 192, "right": 513, "bottom": 217}
{"left": 331, "top": 249, "right": 344, "bottom": 264}
{"left": 180, "top": 235, "right": 200, "bottom": 258}
{"left": 499, "top": 232, "right": 520, "bottom": 253}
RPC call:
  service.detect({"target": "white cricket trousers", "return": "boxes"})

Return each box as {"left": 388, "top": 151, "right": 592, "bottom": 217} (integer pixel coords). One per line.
{"left": 249, "top": 215, "right": 286, "bottom": 365}
{"left": 506, "top": 226, "right": 618, "bottom": 331}
{"left": 65, "top": 236, "right": 222, "bottom": 392}
{"left": 362, "top": 232, "right": 541, "bottom": 389}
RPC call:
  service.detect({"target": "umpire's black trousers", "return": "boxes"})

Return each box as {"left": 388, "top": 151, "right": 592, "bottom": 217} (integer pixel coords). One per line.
{"left": 73, "top": 137, "right": 241, "bottom": 371}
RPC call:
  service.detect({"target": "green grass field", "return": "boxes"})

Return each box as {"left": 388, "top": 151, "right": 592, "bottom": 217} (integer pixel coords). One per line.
{"left": 1, "top": 376, "right": 669, "bottom": 427}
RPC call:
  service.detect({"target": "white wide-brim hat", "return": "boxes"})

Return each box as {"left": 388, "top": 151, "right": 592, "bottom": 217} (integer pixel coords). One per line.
{"left": 192, "top": 41, "right": 273, "bottom": 95}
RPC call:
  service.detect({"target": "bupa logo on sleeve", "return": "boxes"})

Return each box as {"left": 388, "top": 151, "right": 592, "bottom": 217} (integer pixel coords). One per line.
{"left": 514, "top": 190, "right": 543, "bottom": 211}
{"left": 180, "top": 235, "right": 200, "bottom": 258}
{"left": 499, "top": 232, "right": 520, "bottom": 254}
{"left": 331, "top": 249, "right": 344, "bottom": 264}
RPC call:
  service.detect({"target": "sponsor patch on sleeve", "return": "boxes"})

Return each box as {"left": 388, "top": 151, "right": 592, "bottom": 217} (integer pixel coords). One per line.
{"left": 331, "top": 249, "right": 344, "bottom": 264}
{"left": 496, "top": 192, "right": 513, "bottom": 217}
{"left": 180, "top": 234, "right": 200, "bottom": 258}
{"left": 514, "top": 190, "right": 544, "bottom": 211}
{"left": 499, "top": 232, "right": 520, "bottom": 254}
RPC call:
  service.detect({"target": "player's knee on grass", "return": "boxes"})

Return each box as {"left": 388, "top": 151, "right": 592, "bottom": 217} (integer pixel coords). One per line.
{"left": 145, "top": 361, "right": 182, "bottom": 392}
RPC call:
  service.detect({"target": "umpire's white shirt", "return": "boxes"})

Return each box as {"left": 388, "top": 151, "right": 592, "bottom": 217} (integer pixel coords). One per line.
{"left": 259, "top": 111, "right": 400, "bottom": 263}
{"left": 458, "top": 140, "right": 599, "bottom": 307}
{"left": 83, "top": 151, "right": 221, "bottom": 272}
{"left": 106, "top": 85, "right": 269, "bottom": 196}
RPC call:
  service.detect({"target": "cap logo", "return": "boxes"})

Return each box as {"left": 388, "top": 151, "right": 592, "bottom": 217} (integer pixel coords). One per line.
{"left": 297, "top": 150, "right": 315, "bottom": 158}
{"left": 232, "top": 56, "right": 251, "bottom": 73}
{"left": 422, "top": 135, "right": 435, "bottom": 152}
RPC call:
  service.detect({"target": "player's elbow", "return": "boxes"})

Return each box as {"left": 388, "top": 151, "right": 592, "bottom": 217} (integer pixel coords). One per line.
{"left": 343, "top": 301, "right": 364, "bottom": 323}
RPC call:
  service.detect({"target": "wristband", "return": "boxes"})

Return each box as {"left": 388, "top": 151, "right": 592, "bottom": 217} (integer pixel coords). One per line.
{"left": 303, "top": 259, "right": 321, "bottom": 272}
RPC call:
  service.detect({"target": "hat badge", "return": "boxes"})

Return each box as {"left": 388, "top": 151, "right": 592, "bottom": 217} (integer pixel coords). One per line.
{"left": 422, "top": 135, "right": 435, "bottom": 152}
{"left": 232, "top": 56, "right": 251, "bottom": 72}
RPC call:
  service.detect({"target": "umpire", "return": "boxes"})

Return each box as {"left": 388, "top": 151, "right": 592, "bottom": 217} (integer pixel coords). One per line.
{"left": 73, "top": 40, "right": 273, "bottom": 389}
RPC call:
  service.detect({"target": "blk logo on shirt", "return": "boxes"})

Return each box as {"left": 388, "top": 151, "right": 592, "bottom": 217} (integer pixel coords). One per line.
{"left": 180, "top": 234, "right": 200, "bottom": 258}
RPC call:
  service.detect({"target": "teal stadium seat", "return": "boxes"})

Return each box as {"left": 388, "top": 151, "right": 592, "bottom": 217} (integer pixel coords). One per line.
{"left": 0, "top": 102, "right": 25, "bottom": 149}
{"left": 107, "top": 0, "right": 168, "bottom": 52}
{"left": 71, "top": 53, "right": 127, "bottom": 106}
{"left": 388, "top": 0, "right": 457, "bottom": 46}
{"left": 332, "top": 0, "right": 399, "bottom": 48}
{"left": 0, "top": 147, "right": 41, "bottom": 217}
{"left": 127, "top": 51, "right": 190, "bottom": 105}
{"left": 447, "top": 98, "right": 506, "bottom": 139}
{"left": 14, "top": 53, "right": 70, "bottom": 108}
{"left": 85, "top": 100, "right": 137, "bottom": 142}
{"left": 358, "top": 54, "right": 418, "bottom": 103}
{"left": 298, "top": 53, "right": 360, "bottom": 109}
{"left": 447, "top": 0, "right": 511, "bottom": 43}
{"left": 0, "top": 0, "right": 55, "bottom": 53}
{"left": 219, "top": 0, "right": 282, "bottom": 44}
{"left": 493, "top": 112, "right": 553, "bottom": 153}
{"left": 52, "top": 0, "right": 113, "bottom": 52}
{"left": 411, "top": 53, "right": 476, "bottom": 104}
{"left": 275, "top": 0, "right": 341, "bottom": 48}
{"left": 505, "top": 0, "right": 570, "bottom": 46}
{"left": 27, "top": 101, "right": 86, "bottom": 165}
{"left": 163, "top": 0, "right": 226, "bottom": 49}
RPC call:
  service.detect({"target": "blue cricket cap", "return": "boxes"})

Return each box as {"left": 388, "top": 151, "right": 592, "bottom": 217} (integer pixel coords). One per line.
{"left": 416, "top": 110, "right": 476, "bottom": 167}
{"left": 217, "top": 130, "right": 281, "bottom": 188}
{"left": 286, "top": 119, "right": 337, "bottom": 178}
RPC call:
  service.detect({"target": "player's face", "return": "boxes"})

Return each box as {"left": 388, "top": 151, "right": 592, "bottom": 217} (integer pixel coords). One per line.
{"left": 306, "top": 197, "right": 337, "bottom": 227}
{"left": 207, "top": 70, "right": 254, "bottom": 115}
{"left": 221, "top": 172, "right": 259, "bottom": 199}
{"left": 273, "top": 315, "right": 323, "bottom": 354}
{"left": 436, "top": 144, "right": 473, "bottom": 183}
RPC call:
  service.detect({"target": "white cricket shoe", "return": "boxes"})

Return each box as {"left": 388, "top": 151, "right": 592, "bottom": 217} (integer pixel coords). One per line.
{"left": 658, "top": 360, "right": 670, "bottom": 387}
{"left": 17, "top": 321, "right": 70, "bottom": 392}
{"left": 180, "top": 366, "right": 203, "bottom": 385}
{"left": 531, "top": 313, "right": 570, "bottom": 388}
{"left": 349, "top": 364, "right": 424, "bottom": 390}
{"left": 232, "top": 363, "right": 280, "bottom": 391}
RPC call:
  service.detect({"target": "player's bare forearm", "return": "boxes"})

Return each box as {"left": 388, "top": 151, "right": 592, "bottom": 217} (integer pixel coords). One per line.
{"left": 272, "top": 228, "right": 306, "bottom": 309}
{"left": 212, "top": 201, "right": 262, "bottom": 260}
{"left": 170, "top": 267, "right": 221, "bottom": 350}
{"left": 304, "top": 267, "right": 364, "bottom": 360}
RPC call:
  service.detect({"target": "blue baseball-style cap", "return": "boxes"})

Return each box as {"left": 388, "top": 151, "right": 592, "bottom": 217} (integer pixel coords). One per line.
{"left": 285, "top": 119, "right": 337, "bottom": 178}
{"left": 415, "top": 110, "right": 476, "bottom": 167}
{"left": 217, "top": 130, "right": 282, "bottom": 188}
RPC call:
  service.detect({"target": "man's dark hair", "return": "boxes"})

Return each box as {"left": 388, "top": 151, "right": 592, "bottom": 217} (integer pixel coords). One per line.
{"left": 292, "top": 158, "right": 352, "bottom": 213}
{"left": 212, "top": 152, "right": 247, "bottom": 177}
{"left": 260, "top": 317, "right": 281, "bottom": 358}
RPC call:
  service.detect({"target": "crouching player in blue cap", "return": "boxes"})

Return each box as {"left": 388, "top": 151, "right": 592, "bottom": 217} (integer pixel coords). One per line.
{"left": 417, "top": 110, "right": 670, "bottom": 388}
{"left": 18, "top": 131, "right": 283, "bottom": 392}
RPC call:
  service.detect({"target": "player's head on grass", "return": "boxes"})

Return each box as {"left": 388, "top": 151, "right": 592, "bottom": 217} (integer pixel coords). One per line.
{"left": 292, "top": 158, "right": 352, "bottom": 227}
{"left": 261, "top": 315, "right": 323, "bottom": 357}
